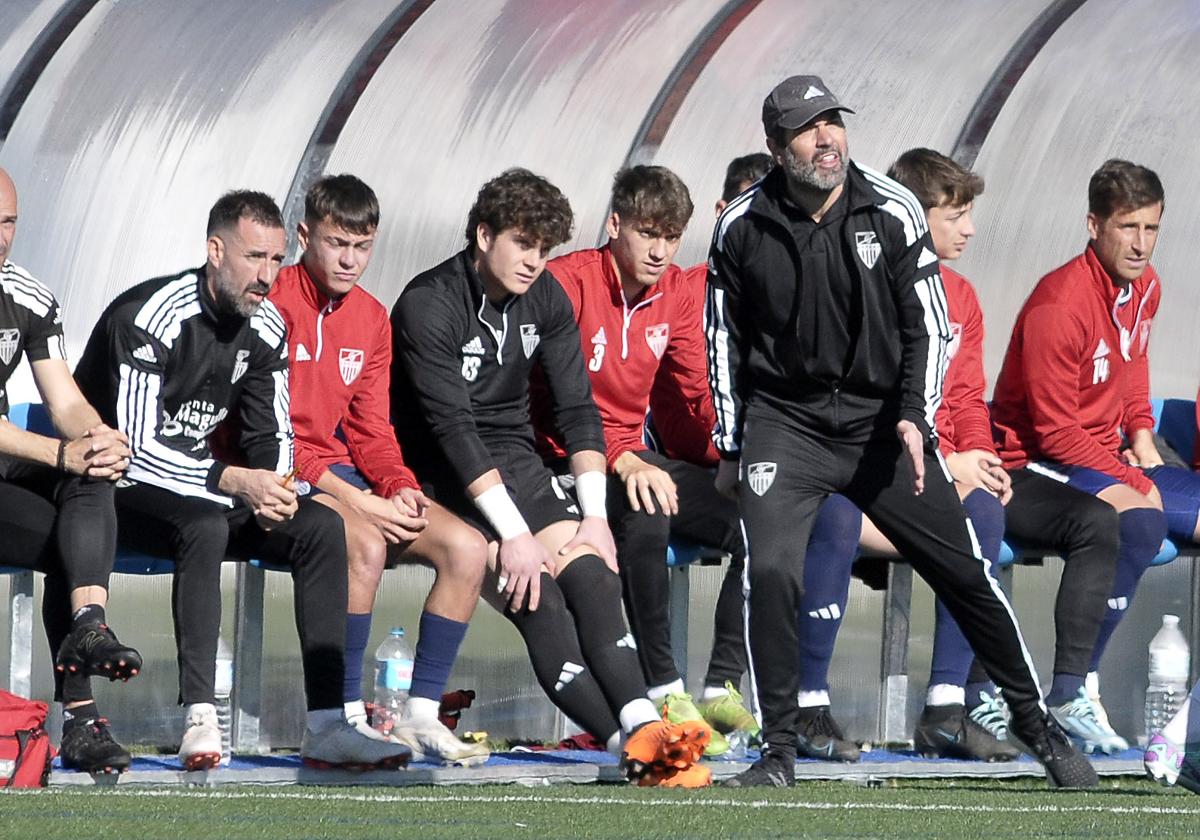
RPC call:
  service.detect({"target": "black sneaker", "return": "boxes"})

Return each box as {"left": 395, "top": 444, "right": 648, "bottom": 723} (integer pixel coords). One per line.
{"left": 796, "top": 706, "right": 860, "bottom": 762}
{"left": 914, "top": 703, "right": 1020, "bottom": 761}
{"left": 722, "top": 747, "right": 795, "bottom": 787}
{"left": 1013, "top": 714, "right": 1099, "bottom": 789}
{"left": 59, "top": 718, "right": 132, "bottom": 774}
{"left": 56, "top": 623, "right": 142, "bottom": 681}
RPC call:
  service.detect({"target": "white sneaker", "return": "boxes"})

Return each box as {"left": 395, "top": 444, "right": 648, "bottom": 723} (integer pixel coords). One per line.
{"left": 1050, "top": 687, "right": 1129, "bottom": 754}
{"left": 1085, "top": 675, "right": 1120, "bottom": 735}
{"left": 300, "top": 719, "right": 412, "bottom": 770}
{"left": 179, "top": 703, "right": 222, "bottom": 771}
{"left": 389, "top": 714, "right": 491, "bottom": 766}
{"left": 347, "top": 712, "right": 393, "bottom": 742}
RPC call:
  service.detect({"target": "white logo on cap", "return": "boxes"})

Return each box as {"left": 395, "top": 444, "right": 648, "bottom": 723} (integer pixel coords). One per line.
{"left": 803, "top": 85, "right": 824, "bottom": 100}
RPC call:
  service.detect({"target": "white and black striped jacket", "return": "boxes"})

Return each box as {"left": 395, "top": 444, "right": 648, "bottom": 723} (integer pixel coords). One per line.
{"left": 75, "top": 267, "right": 292, "bottom": 505}
{"left": 705, "top": 162, "right": 949, "bottom": 456}
{"left": 0, "top": 261, "right": 68, "bottom": 416}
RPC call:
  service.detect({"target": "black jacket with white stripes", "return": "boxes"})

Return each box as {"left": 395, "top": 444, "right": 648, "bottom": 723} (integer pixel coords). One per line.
{"left": 390, "top": 248, "right": 604, "bottom": 489}
{"left": 705, "top": 161, "right": 949, "bottom": 456}
{"left": 75, "top": 267, "right": 292, "bottom": 506}
{"left": 0, "top": 261, "right": 67, "bottom": 417}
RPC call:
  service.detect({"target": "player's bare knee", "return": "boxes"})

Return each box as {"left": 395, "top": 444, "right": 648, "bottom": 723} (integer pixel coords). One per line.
{"left": 346, "top": 520, "right": 387, "bottom": 580}
{"left": 439, "top": 526, "right": 489, "bottom": 588}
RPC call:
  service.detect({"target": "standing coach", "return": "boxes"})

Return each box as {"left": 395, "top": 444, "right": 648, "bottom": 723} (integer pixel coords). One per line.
{"left": 706, "top": 75, "right": 1095, "bottom": 789}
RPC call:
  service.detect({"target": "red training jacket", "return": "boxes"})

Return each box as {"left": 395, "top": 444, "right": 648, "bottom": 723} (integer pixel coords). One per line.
{"left": 268, "top": 262, "right": 418, "bottom": 496}
{"left": 648, "top": 263, "right": 720, "bottom": 466}
{"left": 935, "top": 265, "right": 995, "bottom": 458}
{"left": 539, "top": 246, "right": 710, "bottom": 471}
{"left": 991, "top": 245, "right": 1159, "bottom": 495}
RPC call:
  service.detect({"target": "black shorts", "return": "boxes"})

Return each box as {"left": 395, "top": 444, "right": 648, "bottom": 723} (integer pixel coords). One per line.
{"left": 420, "top": 445, "right": 579, "bottom": 542}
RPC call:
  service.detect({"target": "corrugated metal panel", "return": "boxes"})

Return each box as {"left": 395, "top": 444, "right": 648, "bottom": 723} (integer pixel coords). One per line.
{"left": 654, "top": 0, "right": 1053, "bottom": 269}
{"left": 964, "top": 0, "right": 1200, "bottom": 398}
{"left": 0, "top": 0, "right": 401, "bottom": 365}
{"left": 322, "top": 0, "right": 732, "bottom": 305}
{"left": 0, "top": 1, "right": 68, "bottom": 95}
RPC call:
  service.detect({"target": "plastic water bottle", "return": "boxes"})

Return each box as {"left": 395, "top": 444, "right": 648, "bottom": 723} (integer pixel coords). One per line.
{"left": 1144, "top": 614, "right": 1190, "bottom": 743}
{"left": 373, "top": 628, "right": 414, "bottom": 725}
{"left": 214, "top": 634, "right": 234, "bottom": 765}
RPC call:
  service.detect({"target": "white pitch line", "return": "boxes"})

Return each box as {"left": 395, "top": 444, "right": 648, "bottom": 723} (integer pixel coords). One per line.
{"left": 22, "top": 787, "right": 1200, "bottom": 816}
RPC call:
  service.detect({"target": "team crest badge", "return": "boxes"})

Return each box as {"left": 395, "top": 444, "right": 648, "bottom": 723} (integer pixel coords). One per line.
{"left": 947, "top": 322, "right": 962, "bottom": 360}
{"left": 747, "top": 462, "right": 777, "bottom": 496}
{"left": 339, "top": 348, "right": 364, "bottom": 385}
{"left": 0, "top": 329, "right": 19, "bottom": 365}
{"left": 855, "top": 232, "right": 881, "bottom": 269}
{"left": 231, "top": 349, "right": 250, "bottom": 384}
{"left": 520, "top": 324, "right": 540, "bottom": 358}
{"left": 645, "top": 323, "right": 669, "bottom": 360}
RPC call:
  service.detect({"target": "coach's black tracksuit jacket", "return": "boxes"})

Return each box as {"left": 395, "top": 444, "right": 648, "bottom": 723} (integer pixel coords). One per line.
{"left": 75, "top": 267, "right": 292, "bottom": 505}
{"left": 390, "top": 248, "right": 605, "bottom": 488}
{"left": 706, "top": 162, "right": 949, "bottom": 456}
{"left": 706, "top": 162, "right": 1050, "bottom": 753}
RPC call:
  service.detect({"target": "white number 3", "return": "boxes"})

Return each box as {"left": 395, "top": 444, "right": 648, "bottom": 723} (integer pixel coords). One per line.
{"left": 587, "top": 344, "right": 605, "bottom": 372}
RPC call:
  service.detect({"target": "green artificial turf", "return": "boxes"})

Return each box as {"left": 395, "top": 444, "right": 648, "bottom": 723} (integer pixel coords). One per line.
{"left": 1, "top": 778, "right": 1196, "bottom": 840}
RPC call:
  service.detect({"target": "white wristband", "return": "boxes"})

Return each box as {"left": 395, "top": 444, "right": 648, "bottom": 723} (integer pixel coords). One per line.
{"left": 473, "top": 483, "right": 530, "bottom": 541}
{"left": 575, "top": 470, "right": 607, "bottom": 520}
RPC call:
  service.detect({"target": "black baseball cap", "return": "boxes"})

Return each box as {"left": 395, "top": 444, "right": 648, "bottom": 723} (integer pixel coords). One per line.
{"left": 762, "top": 75, "right": 854, "bottom": 135}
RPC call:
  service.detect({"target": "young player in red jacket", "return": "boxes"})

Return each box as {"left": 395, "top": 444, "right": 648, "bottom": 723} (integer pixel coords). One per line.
{"left": 992, "top": 159, "right": 1200, "bottom": 748}
{"left": 539, "top": 165, "right": 742, "bottom": 755}
{"left": 889, "top": 150, "right": 1121, "bottom": 757}
{"left": 269, "top": 175, "right": 489, "bottom": 765}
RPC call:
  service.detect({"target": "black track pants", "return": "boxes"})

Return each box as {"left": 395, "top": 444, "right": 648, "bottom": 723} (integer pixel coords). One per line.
{"left": 1003, "top": 468, "right": 1118, "bottom": 677}
{"left": 0, "top": 462, "right": 119, "bottom": 701}
{"left": 115, "top": 482, "right": 347, "bottom": 710}
{"left": 607, "top": 451, "right": 744, "bottom": 687}
{"left": 737, "top": 404, "right": 1045, "bottom": 751}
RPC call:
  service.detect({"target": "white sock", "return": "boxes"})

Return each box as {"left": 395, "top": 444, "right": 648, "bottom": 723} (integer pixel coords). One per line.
{"left": 1085, "top": 671, "right": 1101, "bottom": 699}
{"left": 185, "top": 702, "right": 216, "bottom": 718}
{"left": 605, "top": 730, "right": 624, "bottom": 756}
{"left": 407, "top": 696, "right": 441, "bottom": 721}
{"left": 343, "top": 699, "right": 366, "bottom": 721}
{"left": 647, "top": 679, "right": 685, "bottom": 702}
{"left": 1163, "top": 697, "right": 1192, "bottom": 744}
{"left": 306, "top": 707, "right": 342, "bottom": 734}
{"left": 797, "top": 689, "right": 830, "bottom": 708}
{"left": 701, "top": 685, "right": 730, "bottom": 702}
{"left": 619, "top": 698, "right": 660, "bottom": 732}
{"left": 926, "top": 684, "right": 966, "bottom": 707}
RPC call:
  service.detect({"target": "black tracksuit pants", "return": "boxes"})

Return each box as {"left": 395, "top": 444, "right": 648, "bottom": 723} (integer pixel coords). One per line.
{"left": 607, "top": 450, "right": 745, "bottom": 689}
{"left": 1000, "top": 468, "right": 1118, "bottom": 677}
{"left": 0, "top": 460, "right": 119, "bottom": 702}
{"left": 738, "top": 403, "right": 1046, "bottom": 751}
{"left": 114, "top": 482, "right": 347, "bottom": 710}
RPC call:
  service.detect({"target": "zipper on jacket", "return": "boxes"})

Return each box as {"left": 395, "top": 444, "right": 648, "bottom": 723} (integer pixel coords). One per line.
{"left": 477, "top": 296, "right": 516, "bottom": 366}
{"left": 315, "top": 301, "right": 334, "bottom": 361}
{"left": 830, "top": 381, "right": 841, "bottom": 432}
{"left": 619, "top": 290, "right": 662, "bottom": 360}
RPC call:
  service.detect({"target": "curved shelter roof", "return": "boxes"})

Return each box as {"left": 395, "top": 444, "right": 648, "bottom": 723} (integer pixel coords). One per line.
{"left": 0, "top": 0, "right": 1195, "bottom": 393}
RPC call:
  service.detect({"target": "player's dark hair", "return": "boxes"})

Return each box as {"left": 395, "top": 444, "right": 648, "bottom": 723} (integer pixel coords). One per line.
{"left": 1088, "top": 159, "right": 1164, "bottom": 219}
{"left": 206, "top": 190, "right": 284, "bottom": 236}
{"left": 305, "top": 174, "right": 379, "bottom": 234}
{"left": 610, "top": 165, "right": 694, "bottom": 234}
{"left": 465, "top": 168, "right": 573, "bottom": 248}
{"left": 722, "top": 153, "right": 773, "bottom": 202}
{"left": 887, "top": 148, "right": 984, "bottom": 210}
